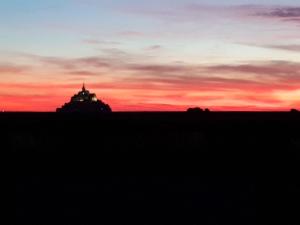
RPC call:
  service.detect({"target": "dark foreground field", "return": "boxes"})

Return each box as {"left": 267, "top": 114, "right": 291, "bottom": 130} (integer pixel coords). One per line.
{"left": 6, "top": 112, "right": 300, "bottom": 225}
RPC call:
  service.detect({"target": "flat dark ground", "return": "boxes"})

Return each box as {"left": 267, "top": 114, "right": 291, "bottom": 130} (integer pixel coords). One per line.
{"left": 5, "top": 112, "right": 300, "bottom": 225}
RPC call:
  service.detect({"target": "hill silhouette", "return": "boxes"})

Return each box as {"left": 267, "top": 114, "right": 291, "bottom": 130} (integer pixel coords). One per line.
{"left": 56, "top": 84, "right": 111, "bottom": 113}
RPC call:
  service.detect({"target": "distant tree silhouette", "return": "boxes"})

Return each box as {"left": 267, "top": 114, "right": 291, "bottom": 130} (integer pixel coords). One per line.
{"left": 290, "top": 109, "right": 299, "bottom": 113}
{"left": 187, "top": 107, "right": 204, "bottom": 113}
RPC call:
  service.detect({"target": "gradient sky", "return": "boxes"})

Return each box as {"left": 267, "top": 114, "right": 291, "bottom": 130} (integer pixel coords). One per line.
{"left": 1, "top": 0, "right": 300, "bottom": 111}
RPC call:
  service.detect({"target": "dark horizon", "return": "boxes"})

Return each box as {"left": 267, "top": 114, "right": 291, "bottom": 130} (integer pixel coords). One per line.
{"left": 2, "top": 110, "right": 298, "bottom": 113}
{"left": 11, "top": 107, "right": 300, "bottom": 225}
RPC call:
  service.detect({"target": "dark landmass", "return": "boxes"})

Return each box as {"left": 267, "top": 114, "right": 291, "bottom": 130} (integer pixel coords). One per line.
{"left": 56, "top": 100, "right": 112, "bottom": 113}
{"left": 8, "top": 112, "right": 300, "bottom": 225}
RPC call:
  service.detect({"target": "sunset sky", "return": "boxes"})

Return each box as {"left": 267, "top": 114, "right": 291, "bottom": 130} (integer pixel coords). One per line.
{"left": 1, "top": 0, "right": 300, "bottom": 111}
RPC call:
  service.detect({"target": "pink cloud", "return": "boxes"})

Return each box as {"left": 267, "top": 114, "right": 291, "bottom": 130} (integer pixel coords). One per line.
{"left": 0, "top": 64, "right": 30, "bottom": 74}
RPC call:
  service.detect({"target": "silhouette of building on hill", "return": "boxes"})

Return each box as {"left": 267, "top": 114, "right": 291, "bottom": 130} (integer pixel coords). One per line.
{"left": 56, "top": 84, "right": 112, "bottom": 113}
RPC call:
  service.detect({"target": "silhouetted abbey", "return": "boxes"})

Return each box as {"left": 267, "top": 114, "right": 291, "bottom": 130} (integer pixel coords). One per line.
{"left": 56, "top": 84, "right": 112, "bottom": 113}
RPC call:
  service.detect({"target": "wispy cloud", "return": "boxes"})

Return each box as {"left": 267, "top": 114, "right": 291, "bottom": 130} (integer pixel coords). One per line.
{"left": 20, "top": 54, "right": 113, "bottom": 71}
{"left": 82, "top": 39, "right": 121, "bottom": 46}
{"left": 258, "top": 7, "right": 300, "bottom": 18}
{"left": 66, "top": 70, "right": 101, "bottom": 76}
{"left": 254, "top": 6, "right": 300, "bottom": 27}
{"left": 145, "top": 45, "right": 163, "bottom": 51}
{"left": 3, "top": 51, "right": 300, "bottom": 111}
{"left": 241, "top": 43, "right": 300, "bottom": 52}
{"left": 205, "top": 61, "right": 300, "bottom": 80}
{"left": 121, "top": 3, "right": 300, "bottom": 26}
{"left": 14, "top": 52, "right": 300, "bottom": 90}
{"left": 0, "top": 64, "right": 30, "bottom": 74}
{"left": 263, "top": 44, "right": 300, "bottom": 52}
{"left": 121, "top": 3, "right": 255, "bottom": 22}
